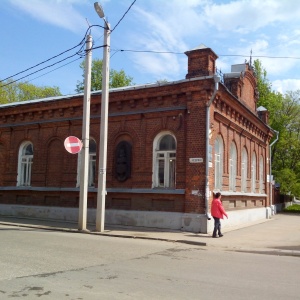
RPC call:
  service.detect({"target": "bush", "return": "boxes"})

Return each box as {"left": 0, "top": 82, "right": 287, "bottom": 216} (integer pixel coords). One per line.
{"left": 283, "top": 204, "right": 300, "bottom": 213}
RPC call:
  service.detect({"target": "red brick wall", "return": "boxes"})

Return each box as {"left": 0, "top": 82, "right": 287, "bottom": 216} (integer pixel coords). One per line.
{"left": 0, "top": 46, "right": 272, "bottom": 216}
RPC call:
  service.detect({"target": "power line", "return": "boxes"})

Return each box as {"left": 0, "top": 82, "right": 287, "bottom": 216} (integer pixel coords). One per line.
{"left": 0, "top": 25, "right": 107, "bottom": 88}
{"left": 1, "top": 52, "right": 84, "bottom": 88}
{"left": 1, "top": 0, "right": 136, "bottom": 87}
{"left": 111, "top": 0, "right": 136, "bottom": 32}
{"left": 115, "top": 49, "right": 184, "bottom": 55}
{"left": 112, "top": 48, "right": 300, "bottom": 59}
{"left": 0, "top": 25, "right": 104, "bottom": 87}
{"left": 0, "top": 43, "right": 83, "bottom": 84}
{"left": 22, "top": 45, "right": 105, "bottom": 85}
{"left": 219, "top": 54, "right": 300, "bottom": 59}
{"left": 25, "top": 57, "right": 83, "bottom": 84}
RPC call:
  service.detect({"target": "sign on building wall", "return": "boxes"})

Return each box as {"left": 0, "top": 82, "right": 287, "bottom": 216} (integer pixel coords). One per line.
{"left": 189, "top": 158, "right": 203, "bottom": 163}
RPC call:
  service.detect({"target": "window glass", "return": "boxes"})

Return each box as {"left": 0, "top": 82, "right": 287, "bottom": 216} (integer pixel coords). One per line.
{"left": 259, "top": 156, "right": 264, "bottom": 193}
{"left": 251, "top": 152, "right": 257, "bottom": 193}
{"left": 214, "top": 136, "right": 223, "bottom": 190}
{"left": 241, "top": 148, "right": 248, "bottom": 192}
{"left": 18, "top": 142, "right": 33, "bottom": 186}
{"left": 159, "top": 135, "right": 176, "bottom": 151}
{"left": 229, "top": 143, "right": 237, "bottom": 191}
{"left": 153, "top": 134, "right": 176, "bottom": 188}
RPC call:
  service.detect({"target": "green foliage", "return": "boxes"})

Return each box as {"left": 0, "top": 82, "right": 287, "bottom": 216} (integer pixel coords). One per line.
{"left": 292, "top": 183, "right": 300, "bottom": 198}
{"left": 254, "top": 60, "right": 300, "bottom": 197}
{"left": 283, "top": 204, "right": 300, "bottom": 213}
{"left": 253, "top": 59, "right": 283, "bottom": 128}
{"left": 75, "top": 59, "right": 134, "bottom": 93}
{"left": 156, "top": 79, "right": 169, "bottom": 84}
{"left": 273, "top": 168, "right": 297, "bottom": 195}
{"left": 0, "top": 80, "right": 61, "bottom": 104}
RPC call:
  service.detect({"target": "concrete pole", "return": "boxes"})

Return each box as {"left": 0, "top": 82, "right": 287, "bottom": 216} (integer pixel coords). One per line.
{"left": 78, "top": 34, "right": 92, "bottom": 231}
{"left": 96, "top": 23, "right": 110, "bottom": 232}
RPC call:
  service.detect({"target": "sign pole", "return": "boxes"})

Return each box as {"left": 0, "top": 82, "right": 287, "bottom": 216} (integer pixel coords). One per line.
{"left": 78, "top": 34, "right": 92, "bottom": 231}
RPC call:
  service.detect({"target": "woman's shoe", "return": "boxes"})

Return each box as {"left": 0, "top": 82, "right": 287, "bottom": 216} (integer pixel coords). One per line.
{"left": 219, "top": 234, "right": 223, "bottom": 237}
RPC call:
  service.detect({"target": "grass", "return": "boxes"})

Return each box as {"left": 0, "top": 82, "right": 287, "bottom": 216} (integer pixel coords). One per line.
{"left": 283, "top": 204, "right": 300, "bottom": 214}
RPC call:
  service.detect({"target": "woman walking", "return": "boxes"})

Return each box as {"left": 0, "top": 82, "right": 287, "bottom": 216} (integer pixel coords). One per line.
{"left": 211, "top": 192, "right": 228, "bottom": 238}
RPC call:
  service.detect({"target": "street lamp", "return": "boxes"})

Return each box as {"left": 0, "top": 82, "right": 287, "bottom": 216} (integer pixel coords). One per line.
{"left": 94, "top": 2, "right": 111, "bottom": 232}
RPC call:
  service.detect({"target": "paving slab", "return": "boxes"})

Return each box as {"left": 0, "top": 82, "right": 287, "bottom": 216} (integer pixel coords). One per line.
{"left": 0, "top": 213, "right": 299, "bottom": 256}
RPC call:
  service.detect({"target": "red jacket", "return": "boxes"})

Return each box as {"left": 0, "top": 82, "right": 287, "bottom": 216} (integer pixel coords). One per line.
{"left": 211, "top": 198, "right": 228, "bottom": 219}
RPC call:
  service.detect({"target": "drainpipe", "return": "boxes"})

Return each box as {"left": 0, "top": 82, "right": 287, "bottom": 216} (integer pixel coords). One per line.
{"left": 269, "top": 130, "right": 279, "bottom": 214}
{"left": 205, "top": 74, "right": 220, "bottom": 220}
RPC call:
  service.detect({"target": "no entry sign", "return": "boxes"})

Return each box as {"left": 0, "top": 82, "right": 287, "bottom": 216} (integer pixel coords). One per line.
{"left": 64, "top": 136, "right": 83, "bottom": 154}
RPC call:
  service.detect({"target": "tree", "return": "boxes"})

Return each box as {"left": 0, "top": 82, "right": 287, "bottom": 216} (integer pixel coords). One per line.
{"left": 75, "top": 59, "right": 134, "bottom": 93}
{"left": 253, "top": 59, "right": 283, "bottom": 127}
{"left": 0, "top": 80, "right": 61, "bottom": 104}
{"left": 273, "top": 168, "right": 297, "bottom": 195}
{"left": 253, "top": 60, "right": 300, "bottom": 197}
{"left": 156, "top": 79, "right": 169, "bottom": 84}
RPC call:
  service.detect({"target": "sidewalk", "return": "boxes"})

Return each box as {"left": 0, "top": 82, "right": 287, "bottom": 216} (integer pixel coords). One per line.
{"left": 0, "top": 213, "right": 299, "bottom": 256}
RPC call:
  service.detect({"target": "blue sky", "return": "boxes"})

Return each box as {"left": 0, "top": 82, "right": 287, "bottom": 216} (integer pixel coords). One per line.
{"left": 1, "top": 0, "right": 300, "bottom": 96}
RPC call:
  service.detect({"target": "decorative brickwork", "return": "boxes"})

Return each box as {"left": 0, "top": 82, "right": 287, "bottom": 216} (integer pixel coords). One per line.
{"left": 0, "top": 45, "right": 273, "bottom": 228}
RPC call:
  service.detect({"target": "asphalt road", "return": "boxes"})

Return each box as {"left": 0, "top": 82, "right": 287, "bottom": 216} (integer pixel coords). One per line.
{"left": 0, "top": 224, "right": 299, "bottom": 299}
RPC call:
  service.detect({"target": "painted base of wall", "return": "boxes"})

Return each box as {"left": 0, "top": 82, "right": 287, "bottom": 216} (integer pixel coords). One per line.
{"left": 0, "top": 204, "right": 271, "bottom": 233}
{"left": 207, "top": 207, "right": 271, "bottom": 234}
{"left": 274, "top": 202, "right": 293, "bottom": 213}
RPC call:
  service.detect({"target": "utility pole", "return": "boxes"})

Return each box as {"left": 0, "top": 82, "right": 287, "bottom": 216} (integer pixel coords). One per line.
{"left": 78, "top": 34, "right": 92, "bottom": 231}
{"left": 95, "top": 2, "right": 111, "bottom": 232}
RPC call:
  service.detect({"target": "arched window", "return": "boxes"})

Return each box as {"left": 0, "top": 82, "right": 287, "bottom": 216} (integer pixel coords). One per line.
{"left": 229, "top": 142, "right": 237, "bottom": 191}
{"left": 259, "top": 156, "right": 264, "bottom": 194}
{"left": 251, "top": 152, "right": 257, "bottom": 193}
{"left": 17, "top": 142, "right": 33, "bottom": 186}
{"left": 153, "top": 133, "right": 176, "bottom": 188}
{"left": 214, "top": 136, "right": 223, "bottom": 190}
{"left": 77, "top": 139, "right": 97, "bottom": 187}
{"left": 241, "top": 148, "right": 248, "bottom": 192}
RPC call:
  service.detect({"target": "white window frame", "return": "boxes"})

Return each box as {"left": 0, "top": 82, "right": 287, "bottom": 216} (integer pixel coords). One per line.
{"left": 77, "top": 139, "right": 97, "bottom": 187}
{"left": 229, "top": 142, "right": 237, "bottom": 191}
{"left": 251, "top": 152, "right": 257, "bottom": 193}
{"left": 152, "top": 132, "right": 176, "bottom": 188}
{"left": 241, "top": 148, "right": 248, "bottom": 192}
{"left": 214, "top": 136, "right": 223, "bottom": 190}
{"left": 259, "top": 156, "right": 264, "bottom": 194}
{"left": 17, "top": 142, "right": 33, "bottom": 186}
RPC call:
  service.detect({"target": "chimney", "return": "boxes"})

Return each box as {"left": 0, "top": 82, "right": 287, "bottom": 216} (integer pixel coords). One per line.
{"left": 257, "top": 106, "right": 269, "bottom": 124}
{"left": 185, "top": 44, "right": 218, "bottom": 79}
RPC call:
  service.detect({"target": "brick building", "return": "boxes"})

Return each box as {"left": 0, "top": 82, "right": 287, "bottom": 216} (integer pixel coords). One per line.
{"left": 0, "top": 44, "right": 273, "bottom": 233}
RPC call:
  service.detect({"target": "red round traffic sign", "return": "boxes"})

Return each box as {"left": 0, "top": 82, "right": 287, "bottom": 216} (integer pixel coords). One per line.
{"left": 64, "top": 136, "right": 83, "bottom": 154}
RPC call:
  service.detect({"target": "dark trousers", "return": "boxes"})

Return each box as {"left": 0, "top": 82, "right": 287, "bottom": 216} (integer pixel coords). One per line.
{"left": 213, "top": 217, "right": 221, "bottom": 236}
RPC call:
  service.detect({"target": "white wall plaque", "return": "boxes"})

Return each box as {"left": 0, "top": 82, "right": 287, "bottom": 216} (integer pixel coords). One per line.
{"left": 189, "top": 158, "right": 203, "bottom": 163}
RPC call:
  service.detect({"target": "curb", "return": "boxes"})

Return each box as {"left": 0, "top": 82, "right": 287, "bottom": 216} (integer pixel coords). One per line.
{"left": 0, "top": 221, "right": 207, "bottom": 247}
{"left": 229, "top": 248, "right": 300, "bottom": 257}
{"left": 1, "top": 221, "right": 299, "bottom": 256}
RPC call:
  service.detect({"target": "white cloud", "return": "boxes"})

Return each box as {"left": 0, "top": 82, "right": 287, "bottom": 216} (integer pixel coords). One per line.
{"left": 205, "top": 0, "right": 300, "bottom": 33}
{"left": 131, "top": 51, "right": 182, "bottom": 82}
{"left": 125, "top": 0, "right": 300, "bottom": 82}
{"left": 272, "top": 79, "right": 300, "bottom": 94}
{"left": 9, "top": 0, "right": 87, "bottom": 33}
